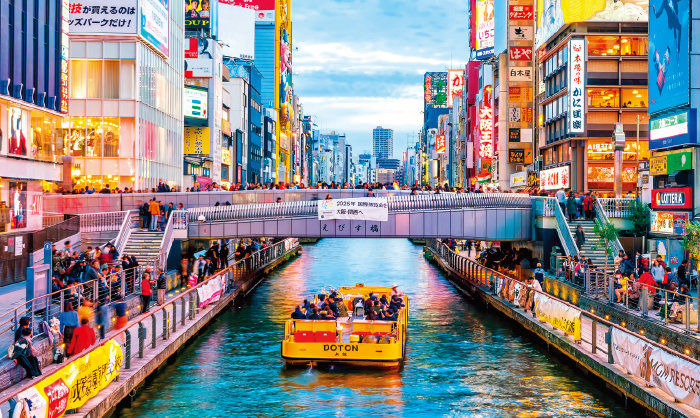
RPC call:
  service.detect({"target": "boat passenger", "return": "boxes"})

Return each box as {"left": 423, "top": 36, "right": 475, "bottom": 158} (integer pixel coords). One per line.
{"left": 365, "top": 302, "right": 377, "bottom": 320}
{"left": 291, "top": 306, "right": 306, "bottom": 319}
{"left": 390, "top": 284, "right": 404, "bottom": 298}
{"left": 302, "top": 299, "right": 310, "bottom": 310}
{"left": 306, "top": 307, "right": 321, "bottom": 320}
{"left": 327, "top": 298, "right": 340, "bottom": 317}
{"left": 335, "top": 297, "right": 349, "bottom": 317}
{"left": 319, "top": 310, "right": 335, "bottom": 320}
{"left": 380, "top": 295, "right": 389, "bottom": 306}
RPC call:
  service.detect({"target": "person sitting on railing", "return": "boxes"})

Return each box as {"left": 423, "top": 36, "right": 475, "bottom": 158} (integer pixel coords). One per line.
{"left": 614, "top": 250, "right": 624, "bottom": 272}
{"left": 666, "top": 284, "right": 690, "bottom": 323}
{"left": 10, "top": 327, "right": 42, "bottom": 379}
{"left": 625, "top": 273, "right": 641, "bottom": 307}
{"left": 614, "top": 271, "right": 628, "bottom": 303}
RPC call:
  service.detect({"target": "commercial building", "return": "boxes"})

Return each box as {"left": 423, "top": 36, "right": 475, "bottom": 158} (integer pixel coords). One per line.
{"left": 68, "top": 0, "right": 184, "bottom": 192}
{"left": 372, "top": 126, "right": 393, "bottom": 160}
{"left": 0, "top": 0, "right": 70, "bottom": 230}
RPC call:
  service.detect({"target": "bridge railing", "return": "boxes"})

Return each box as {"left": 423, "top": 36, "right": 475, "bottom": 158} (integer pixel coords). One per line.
{"left": 531, "top": 197, "right": 578, "bottom": 256}
{"left": 187, "top": 193, "right": 532, "bottom": 222}
{"left": 597, "top": 198, "right": 635, "bottom": 218}
{"left": 427, "top": 239, "right": 700, "bottom": 413}
{"left": 78, "top": 211, "right": 128, "bottom": 232}
{"left": 594, "top": 199, "right": 624, "bottom": 259}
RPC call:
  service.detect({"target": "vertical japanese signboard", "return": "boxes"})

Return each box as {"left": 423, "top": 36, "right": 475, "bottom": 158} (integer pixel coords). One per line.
{"left": 424, "top": 72, "right": 448, "bottom": 108}
{"left": 447, "top": 70, "right": 465, "bottom": 108}
{"left": 567, "top": 38, "right": 585, "bottom": 133}
{"left": 474, "top": 0, "right": 495, "bottom": 59}
{"left": 478, "top": 85, "right": 493, "bottom": 159}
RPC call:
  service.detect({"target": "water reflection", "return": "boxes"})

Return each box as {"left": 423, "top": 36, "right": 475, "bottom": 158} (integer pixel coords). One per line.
{"left": 120, "top": 239, "right": 630, "bottom": 417}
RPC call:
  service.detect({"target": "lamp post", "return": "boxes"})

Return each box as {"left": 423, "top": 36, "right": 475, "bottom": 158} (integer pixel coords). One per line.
{"left": 612, "top": 122, "right": 625, "bottom": 198}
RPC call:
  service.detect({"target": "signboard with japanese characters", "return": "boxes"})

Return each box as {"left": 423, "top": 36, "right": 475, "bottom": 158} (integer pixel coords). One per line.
{"left": 509, "top": 25, "right": 533, "bottom": 41}
{"left": 567, "top": 38, "right": 585, "bottom": 134}
{"left": 508, "top": 87, "right": 532, "bottom": 103}
{"left": 478, "top": 86, "right": 493, "bottom": 159}
{"left": 424, "top": 72, "right": 448, "bottom": 108}
{"left": 508, "top": 5, "right": 533, "bottom": 20}
{"left": 509, "top": 46, "right": 533, "bottom": 61}
{"left": 69, "top": 0, "right": 138, "bottom": 34}
{"left": 436, "top": 134, "right": 446, "bottom": 154}
{"left": 509, "top": 67, "right": 532, "bottom": 82}
{"left": 540, "top": 165, "right": 570, "bottom": 190}
{"left": 318, "top": 197, "right": 389, "bottom": 222}
{"left": 651, "top": 187, "right": 693, "bottom": 210}
{"left": 447, "top": 70, "right": 465, "bottom": 108}
{"left": 509, "top": 107, "right": 533, "bottom": 123}
{"left": 509, "top": 128, "right": 521, "bottom": 142}
{"left": 650, "top": 211, "right": 689, "bottom": 235}
{"left": 508, "top": 149, "right": 526, "bottom": 164}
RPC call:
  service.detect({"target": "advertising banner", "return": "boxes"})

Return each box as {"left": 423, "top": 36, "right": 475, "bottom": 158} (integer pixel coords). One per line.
{"left": 424, "top": 72, "right": 448, "bottom": 108}
{"left": 509, "top": 25, "right": 533, "bottom": 41}
{"left": 436, "top": 135, "right": 446, "bottom": 154}
{"left": 647, "top": 346, "right": 700, "bottom": 409}
{"left": 509, "top": 46, "right": 533, "bottom": 61}
{"left": 197, "top": 276, "right": 226, "bottom": 308}
{"left": 649, "top": 109, "right": 697, "bottom": 150}
{"left": 477, "top": 86, "right": 493, "bottom": 158}
{"left": 68, "top": 0, "right": 138, "bottom": 34}
{"left": 509, "top": 67, "right": 533, "bottom": 82}
{"left": 539, "top": 165, "right": 570, "bottom": 190}
{"left": 185, "top": 0, "right": 210, "bottom": 32}
{"left": 15, "top": 339, "right": 122, "bottom": 418}
{"left": 510, "top": 171, "right": 527, "bottom": 187}
{"left": 317, "top": 197, "right": 389, "bottom": 222}
{"left": 534, "top": 293, "right": 582, "bottom": 340}
{"left": 509, "top": 5, "right": 533, "bottom": 20}
{"left": 649, "top": 0, "right": 689, "bottom": 114}
{"left": 447, "top": 70, "right": 465, "bottom": 108}
{"left": 508, "top": 149, "right": 532, "bottom": 164}
{"left": 651, "top": 187, "right": 693, "bottom": 210}
{"left": 184, "top": 86, "right": 208, "bottom": 122}
{"left": 508, "top": 87, "right": 533, "bottom": 103}
{"left": 184, "top": 126, "right": 211, "bottom": 155}
{"left": 650, "top": 211, "right": 688, "bottom": 235}
{"left": 567, "top": 38, "right": 585, "bottom": 134}
{"left": 535, "top": 0, "right": 647, "bottom": 49}
{"left": 140, "top": 0, "right": 169, "bottom": 57}
{"left": 184, "top": 38, "right": 213, "bottom": 78}
{"left": 610, "top": 327, "right": 652, "bottom": 378}
{"left": 650, "top": 151, "right": 692, "bottom": 175}
{"left": 475, "top": 0, "right": 495, "bottom": 59}
{"left": 223, "top": 0, "right": 275, "bottom": 22}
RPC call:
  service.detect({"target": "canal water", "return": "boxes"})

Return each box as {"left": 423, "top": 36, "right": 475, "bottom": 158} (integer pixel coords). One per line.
{"left": 120, "top": 239, "right": 631, "bottom": 417}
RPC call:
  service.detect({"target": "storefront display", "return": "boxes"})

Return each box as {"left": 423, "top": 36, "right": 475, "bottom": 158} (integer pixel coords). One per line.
{"left": 650, "top": 211, "right": 689, "bottom": 235}
{"left": 8, "top": 182, "right": 27, "bottom": 229}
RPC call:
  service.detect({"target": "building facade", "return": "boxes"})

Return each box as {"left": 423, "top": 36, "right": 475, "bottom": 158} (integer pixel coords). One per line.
{"left": 372, "top": 126, "right": 393, "bottom": 160}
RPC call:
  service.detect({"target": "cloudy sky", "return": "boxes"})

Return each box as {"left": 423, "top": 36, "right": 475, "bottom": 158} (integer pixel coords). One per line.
{"left": 293, "top": 0, "right": 468, "bottom": 157}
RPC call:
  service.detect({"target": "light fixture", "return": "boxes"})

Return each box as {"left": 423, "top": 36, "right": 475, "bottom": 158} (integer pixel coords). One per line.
{"left": 685, "top": 348, "right": 691, "bottom": 355}
{"left": 621, "top": 321, "right": 626, "bottom": 327}
{"left": 639, "top": 329, "right": 645, "bottom": 335}
{"left": 660, "top": 338, "right": 666, "bottom": 344}
{"left": 632, "top": 90, "right": 638, "bottom": 94}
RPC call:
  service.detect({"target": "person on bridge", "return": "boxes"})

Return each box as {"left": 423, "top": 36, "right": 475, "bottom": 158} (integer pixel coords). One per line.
{"left": 59, "top": 302, "right": 79, "bottom": 347}
{"left": 140, "top": 272, "right": 153, "bottom": 314}
{"left": 67, "top": 318, "right": 96, "bottom": 357}
{"left": 533, "top": 263, "right": 545, "bottom": 286}
{"left": 575, "top": 225, "right": 585, "bottom": 248}
{"left": 555, "top": 188, "right": 566, "bottom": 213}
{"left": 157, "top": 268, "right": 167, "bottom": 306}
{"left": 566, "top": 193, "right": 577, "bottom": 222}
{"left": 149, "top": 198, "right": 161, "bottom": 231}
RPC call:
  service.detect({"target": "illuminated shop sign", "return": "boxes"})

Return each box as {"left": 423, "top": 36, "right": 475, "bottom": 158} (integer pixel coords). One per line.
{"left": 651, "top": 187, "right": 693, "bottom": 210}
{"left": 649, "top": 110, "right": 697, "bottom": 150}
{"left": 539, "top": 165, "right": 570, "bottom": 190}
{"left": 650, "top": 211, "right": 689, "bottom": 235}
{"left": 567, "top": 38, "right": 585, "bottom": 133}
{"left": 478, "top": 85, "right": 493, "bottom": 158}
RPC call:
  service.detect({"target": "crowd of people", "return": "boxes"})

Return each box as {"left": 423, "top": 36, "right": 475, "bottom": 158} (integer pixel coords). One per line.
{"left": 291, "top": 285, "right": 406, "bottom": 322}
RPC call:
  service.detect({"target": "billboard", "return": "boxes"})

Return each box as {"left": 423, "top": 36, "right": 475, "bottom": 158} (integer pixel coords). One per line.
{"left": 185, "top": 0, "right": 210, "bottom": 32}
{"left": 184, "top": 126, "right": 211, "bottom": 155}
{"left": 651, "top": 187, "right": 693, "bottom": 210}
{"left": 649, "top": 0, "right": 689, "bottom": 114}
{"left": 184, "top": 86, "right": 208, "bottom": 124}
{"left": 478, "top": 85, "right": 493, "bottom": 158}
{"left": 540, "top": 165, "right": 570, "bottom": 190}
{"left": 535, "top": 0, "right": 648, "bottom": 49}
{"left": 649, "top": 109, "right": 697, "bottom": 150}
{"left": 436, "top": 135, "right": 446, "bottom": 154}
{"left": 185, "top": 38, "right": 213, "bottom": 78}
{"left": 474, "top": 0, "right": 495, "bottom": 59}
{"left": 447, "top": 70, "right": 465, "bottom": 108}
{"left": 650, "top": 211, "right": 689, "bottom": 235}
{"left": 218, "top": 4, "right": 255, "bottom": 59}
{"left": 567, "top": 38, "right": 585, "bottom": 134}
{"left": 68, "top": 0, "right": 138, "bottom": 34}
{"left": 424, "top": 72, "right": 448, "bottom": 108}
{"left": 140, "top": 0, "right": 169, "bottom": 57}
{"left": 222, "top": 0, "right": 275, "bottom": 22}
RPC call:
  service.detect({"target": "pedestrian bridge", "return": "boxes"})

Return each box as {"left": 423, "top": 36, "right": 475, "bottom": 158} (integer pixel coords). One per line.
{"left": 184, "top": 193, "right": 533, "bottom": 241}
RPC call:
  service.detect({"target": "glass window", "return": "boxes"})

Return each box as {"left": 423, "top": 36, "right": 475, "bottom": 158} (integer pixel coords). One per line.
{"left": 120, "top": 60, "right": 135, "bottom": 99}
{"left": 66, "top": 117, "right": 86, "bottom": 157}
{"left": 621, "top": 88, "right": 648, "bottom": 108}
{"left": 620, "top": 37, "right": 648, "bottom": 56}
{"left": 85, "top": 118, "right": 102, "bottom": 157}
{"left": 87, "top": 60, "right": 102, "bottom": 99}
{"left": 588, "top": 36, "right": 621, "bottom": 56}
{"left": 587, "top": 88, "right": 620, "bottom": 107}
{"left": 70, "top": 60, "right": 86, "bottom": 99}
{"left": 103, "top": 60, "right": 119, "bottom": 99}
{"left": 103, "top": 117, "right": 119, "bottom": 157}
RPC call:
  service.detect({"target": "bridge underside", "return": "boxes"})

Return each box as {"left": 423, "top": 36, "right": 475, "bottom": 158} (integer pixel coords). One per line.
{"left": 187, "top": 208, "right": 532, "bottom": 241}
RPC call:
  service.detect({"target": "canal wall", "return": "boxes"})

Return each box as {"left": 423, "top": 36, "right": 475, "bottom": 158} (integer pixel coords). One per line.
{"left": 426, "top": 245, "right": 699, "bottom": 418}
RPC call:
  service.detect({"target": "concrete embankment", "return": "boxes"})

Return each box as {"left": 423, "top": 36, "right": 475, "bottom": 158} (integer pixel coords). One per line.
{"left": 427, "top": 247, "right": 697, "bottom": 418}
{"left": 68, "top": 244, "right": 301, "bottom": 418}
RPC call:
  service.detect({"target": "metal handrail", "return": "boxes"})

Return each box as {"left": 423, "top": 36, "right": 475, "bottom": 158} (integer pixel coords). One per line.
{"left": 113, "top": 211, "right": 136, "bottom": 255}
{"left": 532, "top": 197, "right": 578, "bottom": 256}
{"left": 156, "top": 211, "right": 181, "bottom": 269}
{"left": 597, "top": 198, "right": 635, "bottom": 218}
{"left": 594, "top": 198, "right": 624, "bottom": 258}
{"left": 78, "top": 211, "right": 128, "bottom": 232}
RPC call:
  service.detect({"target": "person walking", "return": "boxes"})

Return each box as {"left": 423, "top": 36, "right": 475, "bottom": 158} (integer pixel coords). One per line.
{"left": 140, "top": 272, "right": 153, "bottom": 314}
{"left": 575, "top": 225, "right": 585, "bottom": 248}
{"left": 157, "top": 268, "right": 167, "bottom": 306}
{"left": 555, "top": 188, "right": 566, "bottom": 214}
{"left": 67, "top": 318, "right": 96, "bottom": 357}
{"left": 140, "top": 202, "right": 150, "bottom": 231}
{"left": 566, "top": 192, "right": 577, "bottom": 222}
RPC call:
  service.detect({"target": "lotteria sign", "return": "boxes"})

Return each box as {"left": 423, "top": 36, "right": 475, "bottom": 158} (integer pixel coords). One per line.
{"left": 649, "top": 109, "right": 697, "bottom": 150}
{"left": 651, "top": 187, "right": 693, "bottom": 210}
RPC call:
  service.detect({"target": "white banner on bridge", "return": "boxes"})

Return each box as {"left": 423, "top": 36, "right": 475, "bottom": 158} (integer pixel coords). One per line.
{"left": 610, "top": 327, "right": 651, "bottom": 378}
{"left": 648, "top": 342, "right": 700, "bottom": 408}
{"left": 317, "top": 197, "right": 388, "bottom": 222}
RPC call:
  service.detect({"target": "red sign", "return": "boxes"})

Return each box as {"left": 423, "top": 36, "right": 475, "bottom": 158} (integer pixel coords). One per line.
{"left": 43, "top": 378, "right": 70, "bottom": 418}
{"left": 478, "top": 85, "right": 493, "bottom": 159}
{"left": 651, "top": 187, "right": 693, "bottom": 210}
{"left": 221, "top": 0, "right": 275, "bottom": 10}
{"left": 508, "top": 5, "right": 533, "bottom": 20}
{"left": 436, "top": 135, "right": 446, "bottom": 154}
{"left": 509, "top": 46, "right": 533, "bottom": 61}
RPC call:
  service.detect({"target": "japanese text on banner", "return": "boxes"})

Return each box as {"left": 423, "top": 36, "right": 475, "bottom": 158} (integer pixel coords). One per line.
{"left": 318, "top": 197, "right": 389, "bottom": 222}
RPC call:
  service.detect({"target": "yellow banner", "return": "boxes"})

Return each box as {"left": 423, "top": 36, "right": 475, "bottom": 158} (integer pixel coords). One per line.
{"left": 534, "top": 293, "right": 582, "bottom": 340}
{"left": 14, "top": 339, "right": 123, "bottom": 418}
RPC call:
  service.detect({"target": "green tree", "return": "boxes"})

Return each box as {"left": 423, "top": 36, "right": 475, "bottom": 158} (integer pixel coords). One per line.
{"left": 682, "top": 221, "right": 700, "bottom": 275}
{"left": 628, "top": 200, "right": 651, "bottom": 236}
{"left": 594, "top": 218, "right": 621, "bottom": 274}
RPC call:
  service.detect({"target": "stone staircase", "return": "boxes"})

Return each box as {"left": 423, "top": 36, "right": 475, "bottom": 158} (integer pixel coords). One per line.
{"left": 568, "top": 220, "right": 614, "bottom": 271}
{"left": 121, "top": 230, "right": 164, "bottom": 262}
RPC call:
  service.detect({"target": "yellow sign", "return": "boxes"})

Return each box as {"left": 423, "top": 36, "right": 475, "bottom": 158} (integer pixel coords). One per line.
{"left": 15, "top": 339, "right": 123, "bottom": 418}
{"left": 650, "top": 156, "right": 667, "bottom": 175}
{"left": 184, "top": 126, "right": 210, "bottom": 155}
{"left": 535, "top": 294, "right": 582, "bottom": 340}
{"left": 221, "top": 148, "right": 232, "bottom": 165}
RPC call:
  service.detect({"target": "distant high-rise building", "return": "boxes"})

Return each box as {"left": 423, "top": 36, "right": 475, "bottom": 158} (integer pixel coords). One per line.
{"left": 372, "top": 126, "right": 394, "bottom": 160}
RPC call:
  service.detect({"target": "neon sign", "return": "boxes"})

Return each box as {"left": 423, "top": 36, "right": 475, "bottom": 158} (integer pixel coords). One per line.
{"left": 478, "top": 85, "right": 493, "bottom": 159}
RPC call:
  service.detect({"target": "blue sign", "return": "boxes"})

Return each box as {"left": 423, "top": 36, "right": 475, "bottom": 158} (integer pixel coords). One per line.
{"left": 649, "top": 109, "right": 697, "bottom": 150}
{"left": 649, "top": 0, "right": 689, "bottom": 114}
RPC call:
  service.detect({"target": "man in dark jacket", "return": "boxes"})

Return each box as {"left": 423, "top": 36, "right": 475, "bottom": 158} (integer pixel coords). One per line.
{"left": 156, "top": 268, "right": 167, "bottom": 305}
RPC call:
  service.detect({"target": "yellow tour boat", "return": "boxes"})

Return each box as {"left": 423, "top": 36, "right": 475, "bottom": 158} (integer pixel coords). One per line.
{"left": 281, "top": 283, "right": 409, "bottom": 369}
